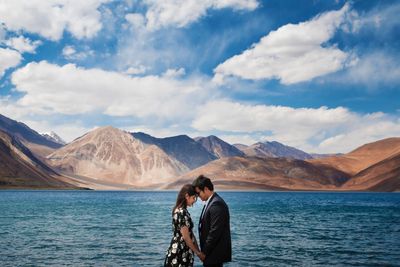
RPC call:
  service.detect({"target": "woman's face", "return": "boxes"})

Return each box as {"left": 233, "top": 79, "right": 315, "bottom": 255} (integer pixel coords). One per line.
{"left": 185, "top": 194, "right": 197, "bottom": 207}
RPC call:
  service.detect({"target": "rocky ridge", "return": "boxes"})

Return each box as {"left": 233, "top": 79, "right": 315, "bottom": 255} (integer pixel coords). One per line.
{"left": 47, "top": 126, "right": 189, "bottom": 187}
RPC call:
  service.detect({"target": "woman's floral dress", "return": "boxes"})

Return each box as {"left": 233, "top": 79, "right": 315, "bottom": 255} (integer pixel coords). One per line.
{"left": 164, "top": 207, "right": 195, "bottom": 267}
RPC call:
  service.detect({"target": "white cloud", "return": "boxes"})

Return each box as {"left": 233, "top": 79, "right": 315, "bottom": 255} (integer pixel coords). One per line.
{"left": 192, "top": 100, "right": 353, "bottom": 133}
{"left": 324, "top": 3, "right": 400, "bottom": 87}
{"left": 20, "top": 119, "right": 93, "bottom": 143}
{"left": 211, "top": 0, "right": 259, "bottom": 9}
{"left": 125, "top": 13, "right": 146, "bottom": 29}
{"left": 0, "top": 47, "right": 22, "bottom": 77}
{"left": 347, "top": 1, "right": 400, "bottom": 34}
{"left": 0, "top": 24, "right": 6, "bottom": 40}
{"left": 5, "top": 36, "right": 42, "bottom": 53}
{"left": 213, "top": 4, "right": 355, "bottom": 85}
{"left": 0, "top": 97, "right": 93, "bottom": 142}
{"left": 62, "top": 45, "right": 94, "bottom": 61}
{"left": 10, "top": 61, "right": 214, "bottom": 121}
{"left": 191, "top": 100, "right": 400, "bottom": 153}
{"left": 163, "top": 68, "right": 186, "bottom": 78}
{"left": 127, "top": 0, "right": 258, "bottom": 31}
{"left": 124, "top": 65, "right": 148, "bottom": 75}
{"left": 115, "top": 23, "right": 194, "bottom": 77}
{"left": 62, "top": 46, "right": 76, "bottom": 57}
{"left": 341, "top": 52, "right": 400, "bottom": 86}
{"left": 318, "top": 119, "right": 400, "bottom": 153}
{"left": 217, "top": 134, "right": 259, "bottom": 146}
{"left": 0, "top": 0, "right": 108, "bottom": 41}
{"left": 119, "top": 1, "right": 260, "bottom": 81}
{"left": 0, "top": 97, "right": 31, "bottom": 118}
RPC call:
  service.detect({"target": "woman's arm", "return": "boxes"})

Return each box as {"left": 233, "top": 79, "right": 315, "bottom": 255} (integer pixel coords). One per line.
{"left": 180, "top": 226, "right": 205, "bottom": 261}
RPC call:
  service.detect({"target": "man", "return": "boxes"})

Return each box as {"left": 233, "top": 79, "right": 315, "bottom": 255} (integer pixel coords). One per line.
{"left": 192, "top": 175, "right": 232, "bottom": 267}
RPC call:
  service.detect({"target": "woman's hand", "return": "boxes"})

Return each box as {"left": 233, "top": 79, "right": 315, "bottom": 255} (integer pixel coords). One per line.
{"left": 180, "top": 226, "right": 206, "bottom": 262}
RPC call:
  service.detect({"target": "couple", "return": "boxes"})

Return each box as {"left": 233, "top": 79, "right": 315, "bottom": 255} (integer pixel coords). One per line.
{"left": 164, "top": 175, "right": 232, "bottom": 267}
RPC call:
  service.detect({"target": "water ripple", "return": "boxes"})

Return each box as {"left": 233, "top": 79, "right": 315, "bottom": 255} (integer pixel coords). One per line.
{"left": 0, "top": 191, "right": 399, "bottom": 266}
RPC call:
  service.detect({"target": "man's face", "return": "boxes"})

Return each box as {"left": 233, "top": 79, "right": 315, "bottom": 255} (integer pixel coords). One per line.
{"left": 195, "top": 187, "right": 207, "bottom": 201}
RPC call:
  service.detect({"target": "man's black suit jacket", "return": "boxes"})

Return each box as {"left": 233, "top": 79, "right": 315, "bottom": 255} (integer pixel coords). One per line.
{"left": 199, "top": 193, "right": 232, "bottom": 265}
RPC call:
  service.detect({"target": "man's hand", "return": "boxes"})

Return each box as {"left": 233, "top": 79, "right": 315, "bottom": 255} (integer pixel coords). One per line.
{"left": 196, "top": 251, "right": 206, "bottom": 262}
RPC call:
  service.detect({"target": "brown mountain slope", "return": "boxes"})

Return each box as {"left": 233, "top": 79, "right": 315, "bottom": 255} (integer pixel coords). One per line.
{"left": 163, "top": 156, "right": 350, "bottom": 190}
{"left": 367, "top": 174, "right": 400, "bottom": 192}
{"left": 132, "top": 132, "right": 217, "bottom": 169}
{"left": 194, "top": 135, "right": 245, "bottom": 158}
{"left": 310, "top": 137, "right": 400, "bottom": 175}
{"left": 341, "top": 153, "right": 400, "bottom": 192}
{"left": 0, "top": 114, "right": 62, "bottom": 158}
{"left": 237, "top": 141, "right": 312, "bottom": 160}
{"left": 47, "top": 126, "right": 189, "bottom": 187}
{"left": 0, "top": 130, "right": 76, "bottom": 189}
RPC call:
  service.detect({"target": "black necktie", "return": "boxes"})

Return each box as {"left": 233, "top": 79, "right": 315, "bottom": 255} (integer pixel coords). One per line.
{"left": 199, "top": 204, "right": 206, "bottom": 222}
{"left": 199, "top": 204, "right": 206, "bottom": 232}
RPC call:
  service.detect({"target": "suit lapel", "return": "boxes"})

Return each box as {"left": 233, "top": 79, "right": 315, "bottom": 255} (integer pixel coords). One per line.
{"left": 201, "top": 194, "right": 217, "bottom": 223}
{"left": 204, "top": 193, "right": 217, "bottom": 216}
{"left": 199, "top": 193, "right": 217, "bottom": 232}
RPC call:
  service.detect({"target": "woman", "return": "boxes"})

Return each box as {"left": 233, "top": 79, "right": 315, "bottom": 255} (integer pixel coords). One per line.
{"left": 165, "top": 184, "right": 205, "bottom": 267}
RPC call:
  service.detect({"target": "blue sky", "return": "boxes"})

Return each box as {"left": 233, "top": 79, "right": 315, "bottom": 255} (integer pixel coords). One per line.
{"left": 0, "top": 0, "right": 399, "bottom": 153}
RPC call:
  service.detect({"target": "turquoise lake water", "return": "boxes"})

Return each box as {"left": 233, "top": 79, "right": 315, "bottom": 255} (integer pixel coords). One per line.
{"left": 0, "top": 191, "right": 399, "bottom": 266}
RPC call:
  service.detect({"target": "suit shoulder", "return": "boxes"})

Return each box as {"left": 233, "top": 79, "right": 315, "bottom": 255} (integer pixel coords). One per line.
{"left": 214, "top": 194, "right": 228, "bottom": 205}
{"left": 209, "top": 199, "right": 228, "bottom": 212}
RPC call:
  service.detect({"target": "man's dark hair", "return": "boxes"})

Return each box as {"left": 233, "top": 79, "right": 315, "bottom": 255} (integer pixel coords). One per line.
{"left": 192, "top": 175, "right": 214, "bottom": 191}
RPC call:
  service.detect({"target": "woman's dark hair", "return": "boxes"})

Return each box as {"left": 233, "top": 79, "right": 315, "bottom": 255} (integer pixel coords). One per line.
{"left": 192, "top": 175, "right": 214, "bottom": 191}
{"left": 172, "top": 184, "right": 196, "bottom": 215}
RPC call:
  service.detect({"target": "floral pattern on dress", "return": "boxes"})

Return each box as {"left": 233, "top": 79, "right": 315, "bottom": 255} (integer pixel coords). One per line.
{"left": 164, "top": 207, "right": 195, "bottom": 267}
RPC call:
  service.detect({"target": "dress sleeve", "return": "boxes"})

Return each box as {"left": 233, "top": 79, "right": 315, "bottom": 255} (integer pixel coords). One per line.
{"left": 177, "top": 209, "right": 191, "bottom": 229}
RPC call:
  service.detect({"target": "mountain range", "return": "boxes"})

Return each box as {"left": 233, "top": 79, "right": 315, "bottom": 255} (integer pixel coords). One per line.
{"left": 47, "top": 127, "right": 189, "bottom": 188}
{"left": 234, "top": 141, "right": 313, "bottom": 160}
{"left": 163, "top": 156, "right": 350, "bottom": 190}
{"left": 42, "top": 131, "right": 67, "bottom": 145}
{"left": 194, "top": 135, "right": 245, "bottom": 158}
{"left": 0, "top": 114, "right": 62, "bottom": 158}
{"left": 0, "top": 113, "right": 399, "bottom": 191}
{"left": 0, "top": 129, "right": 77, "bottom": 189}
{"left": 132, "top": 132, "right": 217, "bottom": 169}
